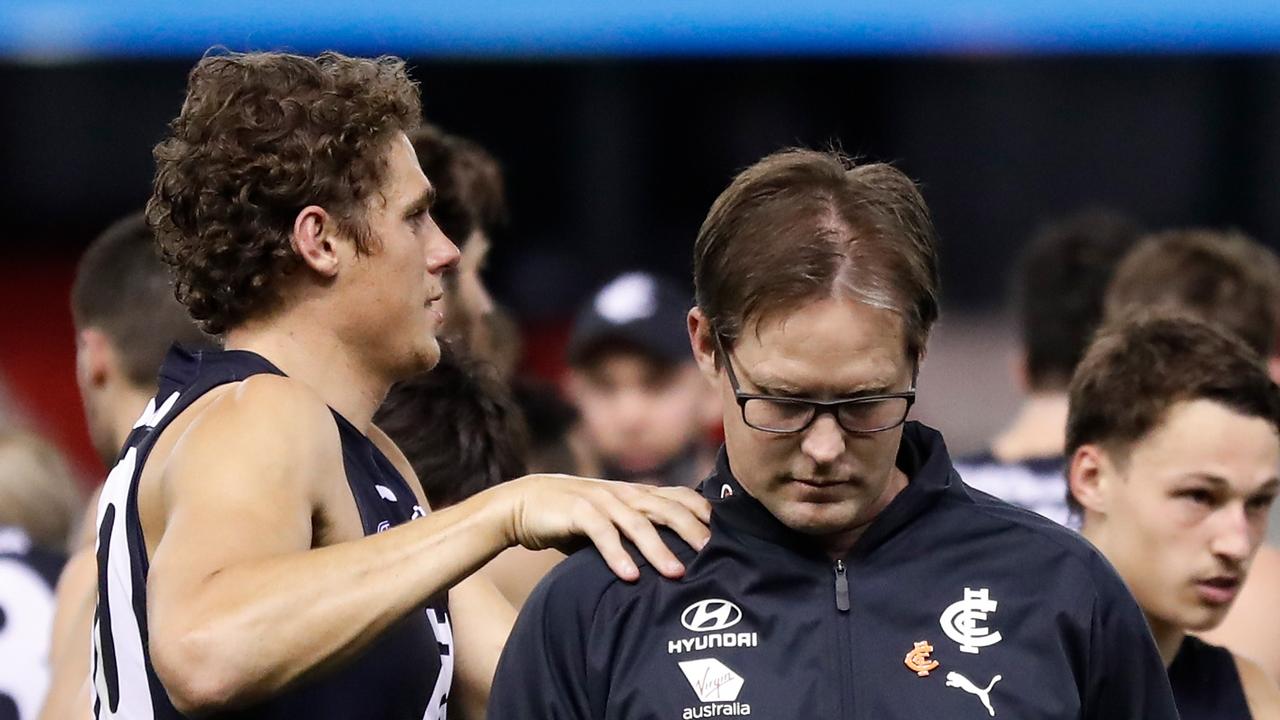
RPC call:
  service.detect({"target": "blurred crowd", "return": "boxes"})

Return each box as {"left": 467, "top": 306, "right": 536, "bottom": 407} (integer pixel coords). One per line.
{"left": 3, "top": 89, "right": 1280, "bottom": 719}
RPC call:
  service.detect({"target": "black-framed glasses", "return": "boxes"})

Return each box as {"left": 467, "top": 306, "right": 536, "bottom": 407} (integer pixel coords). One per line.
{"left": 715, "top": 334, "right": 915, "bottom": 435}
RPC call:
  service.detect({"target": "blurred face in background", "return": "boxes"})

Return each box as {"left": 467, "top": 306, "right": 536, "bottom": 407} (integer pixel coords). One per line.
{"left": 441, "top": 230, "right": 497, "bottom": 358}
{"left": 1075, "top": 399, "right": 1280, "bottom": 635}
{"left": 567, "top": 346, "right": 714, "bottom": 481}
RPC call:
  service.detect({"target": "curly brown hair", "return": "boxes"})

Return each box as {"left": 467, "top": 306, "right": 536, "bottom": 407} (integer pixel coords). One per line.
{"left": 147, "top": 50, "right": 423, "bottom": 334}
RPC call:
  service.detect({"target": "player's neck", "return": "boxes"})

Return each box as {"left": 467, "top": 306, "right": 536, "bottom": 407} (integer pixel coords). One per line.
{"left": 989, "top": 392, "right": 1069, "bottom": 463}
{"left": 224, "top": 318, "right": 390, "bottom": 431}
{"left": 109, "top": 383, "right": 157, "bottom": 450}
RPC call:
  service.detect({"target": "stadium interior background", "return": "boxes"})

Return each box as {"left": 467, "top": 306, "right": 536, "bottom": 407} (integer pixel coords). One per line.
{"left": 2, "top": 3, "right": 1279, "bottom": 541}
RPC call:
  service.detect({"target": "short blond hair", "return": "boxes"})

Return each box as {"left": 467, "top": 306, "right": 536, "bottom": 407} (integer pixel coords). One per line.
{"left": 0, "top": 431, "right": 83, "bottom": 552}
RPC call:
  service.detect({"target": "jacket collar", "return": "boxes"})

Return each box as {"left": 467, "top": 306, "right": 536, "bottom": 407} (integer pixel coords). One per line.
{"left": 701, "top": 421, "right": 961, "bottom": 559}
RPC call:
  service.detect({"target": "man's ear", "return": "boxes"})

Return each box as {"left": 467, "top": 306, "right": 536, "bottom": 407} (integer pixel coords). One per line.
{"left": 1068, "top": 444, "right": 1114, "bottom": 515}
{"left": 291, "top": 205, "right": 341, "bottom": 278}
{"left": 76, "top": 327, "right": 117, "bottom": 392}
{"left": 687, "top": 307, "right": 720, "bottom": 385}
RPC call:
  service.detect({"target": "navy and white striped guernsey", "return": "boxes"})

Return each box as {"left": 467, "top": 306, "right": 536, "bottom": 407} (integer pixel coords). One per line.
{"left": 0, "top": 526, "right": 64, "bottom": 720}
{"left": 953, "top": 452, "right": 1076, "bottom": 529}
{"left": 91, "top": 346, "right": 453, "bottom": 719}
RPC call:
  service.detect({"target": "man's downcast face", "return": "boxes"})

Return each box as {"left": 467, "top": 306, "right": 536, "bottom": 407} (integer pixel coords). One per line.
{"left": 1093, "top": 399, "right": 1280, "bottom": 633}
{"left": 715, "top": 297, "right": 915, "bottom": 540}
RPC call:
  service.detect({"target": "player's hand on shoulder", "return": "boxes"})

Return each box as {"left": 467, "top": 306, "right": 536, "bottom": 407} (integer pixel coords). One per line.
{"left": 494, "top": 474, "right": 711, "bottom": 582}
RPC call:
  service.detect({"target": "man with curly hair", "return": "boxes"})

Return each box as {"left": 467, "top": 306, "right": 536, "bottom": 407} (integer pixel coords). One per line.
{"left": 90, "top": 51, "right": 709, "bottom": 719}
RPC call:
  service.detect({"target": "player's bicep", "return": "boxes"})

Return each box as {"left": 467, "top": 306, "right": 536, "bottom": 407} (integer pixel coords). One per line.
{"left": 147, "top": 383, "right": 335, "bottom": 630}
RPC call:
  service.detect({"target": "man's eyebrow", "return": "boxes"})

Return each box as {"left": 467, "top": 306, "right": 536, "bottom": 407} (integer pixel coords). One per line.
{"left": 747, "top": 374, "right": 895, "bottom": 399}
{"left": 404, "top": 185, "right": 435, "bottom": 217}
{"left": 1181, "top": 473, "right": 1229, "bottom": 488}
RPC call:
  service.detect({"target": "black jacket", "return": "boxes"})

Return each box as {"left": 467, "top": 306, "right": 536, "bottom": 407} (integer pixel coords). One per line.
{"left": 489, "top": 423, "right": 1179, "bottom": 719}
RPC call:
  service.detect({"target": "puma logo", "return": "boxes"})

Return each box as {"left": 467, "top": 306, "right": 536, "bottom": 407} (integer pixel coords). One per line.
{"left": 945, "top": 671, "right": 1002, "bottom": 717}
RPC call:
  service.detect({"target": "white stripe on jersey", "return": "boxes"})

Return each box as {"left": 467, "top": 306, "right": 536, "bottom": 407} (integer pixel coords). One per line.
{"left": 94, "top": 391, "right": 179, "bottom": 720}
{"left": 0, "top": 551, "right": 55, "bottom": 720}
{"left": 955, "top": 461, "right": 1077, "bottom": 529}
{"left": 93, "top": 447, "right": 155, "bottom": 720}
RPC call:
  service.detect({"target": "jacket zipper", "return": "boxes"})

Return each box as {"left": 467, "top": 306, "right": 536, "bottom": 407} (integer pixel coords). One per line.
{"left": 834, "top": 560, "right": 850, "bottom": 612}
{"left": 833, "top": 560, "right": 853, "bottom": 719}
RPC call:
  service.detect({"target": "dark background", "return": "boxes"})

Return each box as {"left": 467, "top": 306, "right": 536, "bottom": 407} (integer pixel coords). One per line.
{"left": 4, "top": 56, "right": 1280, "bottom": 316}
{"left": 3, "top": 54, "right": 1280, "bottom": 481}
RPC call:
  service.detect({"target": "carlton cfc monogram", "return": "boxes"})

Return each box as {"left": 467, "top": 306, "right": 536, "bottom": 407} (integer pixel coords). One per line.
{"left": 939, "top": 587, "right": 1003, "bottom": 654}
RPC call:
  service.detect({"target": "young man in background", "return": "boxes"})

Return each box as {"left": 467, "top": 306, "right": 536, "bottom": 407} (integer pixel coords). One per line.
{"left": 565, "top": 271, "right": 718, "bottom": 488}
{"left": 1068, "top": 313, "right": 1280, "bottom": 718}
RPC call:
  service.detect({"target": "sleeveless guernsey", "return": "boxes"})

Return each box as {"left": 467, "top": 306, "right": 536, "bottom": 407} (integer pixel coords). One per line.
{"left": 1168, "top": 635, "right": 1252, "bottom": 719}
{"left": 91, "top": 346, "right": 453, "bottom": 719}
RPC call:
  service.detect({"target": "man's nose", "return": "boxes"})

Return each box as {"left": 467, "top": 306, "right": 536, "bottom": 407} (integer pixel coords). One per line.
{"left": 800, "top": 413, "right": 846, "bottom": 466}
{"left": 1209, "top": 504, "right": 1255, "bottom": 564}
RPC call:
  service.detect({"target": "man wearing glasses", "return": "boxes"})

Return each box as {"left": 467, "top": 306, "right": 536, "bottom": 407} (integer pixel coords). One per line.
{"left": 488, "top": 149, "right": 1178, "bottom": 719}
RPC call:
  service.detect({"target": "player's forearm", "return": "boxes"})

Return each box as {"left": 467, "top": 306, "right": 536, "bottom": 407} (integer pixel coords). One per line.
{"left": 149, "top": 486, "right": 515, "bottom": 712}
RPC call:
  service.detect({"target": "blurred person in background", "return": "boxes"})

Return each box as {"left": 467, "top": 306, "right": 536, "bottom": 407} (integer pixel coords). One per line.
{"left": 41, "top": 211, "right": 214, "bottom": 720}
{"left": 1067, "top": 313, "right": 1280, "bottom": 718}
{"left": 0, "top": 430, "right": 81, "bottom": 720}
{"left": 376, "top": 349, "right": 563, "bottom": 608}
{"left": 409, "top": 124, "right": 508, "bottom": 369}
{"left": 377, "top": 348, "right": 528, "bottom": 510}
{"left": 90, "top": 50, "right": 708, "bottom": 719}
{"left": 565, "top": 271, "right": 719, "bottom": 488}
{"left": 1103, "top": 227, "right": 1280, "bottom": 683}
{"left": 70, "top": 213, "right": 217, "bottom": 472}
{"left": 512, "top": 379, "right": 596, "bottom": 476}
{"left": 955, "top": 209, "right": 1141, "bottom": 526}
{"left": 491, "top": 149, "right": 1178, "bottom": 720}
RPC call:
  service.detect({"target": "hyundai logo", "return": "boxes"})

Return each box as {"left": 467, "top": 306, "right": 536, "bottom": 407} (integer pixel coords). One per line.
{"left": 681, "top": 599, "right": 743, "bottom": 632}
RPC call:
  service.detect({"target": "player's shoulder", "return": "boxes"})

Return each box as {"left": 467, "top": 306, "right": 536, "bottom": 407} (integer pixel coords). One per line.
{"left": 1234, "top": 650, "right": 1280, "bottom": 717}
{"left": 189, "top": 374, "right": 333, "bottom": 438}
{"left": 162, "top": 374, "right": 341, "bottom": 478}
{"left": 530, "top": 527, "right": 699, "bottom": 616}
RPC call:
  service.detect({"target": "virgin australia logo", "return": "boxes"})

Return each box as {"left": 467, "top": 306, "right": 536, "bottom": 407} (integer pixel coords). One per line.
{"left": 681, "top": 599, "right": 743, "bottom": 633}
{"left": 939, "top": 587, "right": 1003, "bottom": 654}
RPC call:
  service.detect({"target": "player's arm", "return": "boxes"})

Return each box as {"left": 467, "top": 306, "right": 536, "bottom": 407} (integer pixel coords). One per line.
{"left": 39, "top": 489, "right": 100, "bottom": 720}
{"left": 148, "top": 376, "right": 710, "bottom": 713}
{"left": 444, "top": 574, "right": 517, "bottom": 720}
{"left": 1081, "top": 555, "right": 1181, "bottom": 719}
{"left": 1236, "top": 653, "right": 1280, "bottom": 718}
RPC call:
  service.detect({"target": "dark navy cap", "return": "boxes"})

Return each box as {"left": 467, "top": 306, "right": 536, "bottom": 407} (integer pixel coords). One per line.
{"left": 566, "top": 272, "right": 694, "bottom": 367}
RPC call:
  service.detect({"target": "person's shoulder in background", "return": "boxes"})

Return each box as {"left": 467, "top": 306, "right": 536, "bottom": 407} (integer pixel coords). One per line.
{"left": 1200, "top": 544, "right": 1280, "bottom": 683}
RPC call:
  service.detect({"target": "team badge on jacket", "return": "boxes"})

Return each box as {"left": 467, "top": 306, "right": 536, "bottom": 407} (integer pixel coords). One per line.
{"left": 940, "top": 587, "right": 1002, "bottom": 654}
{"left": 904, "top": 640, "right": 940, "bottom": 677}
